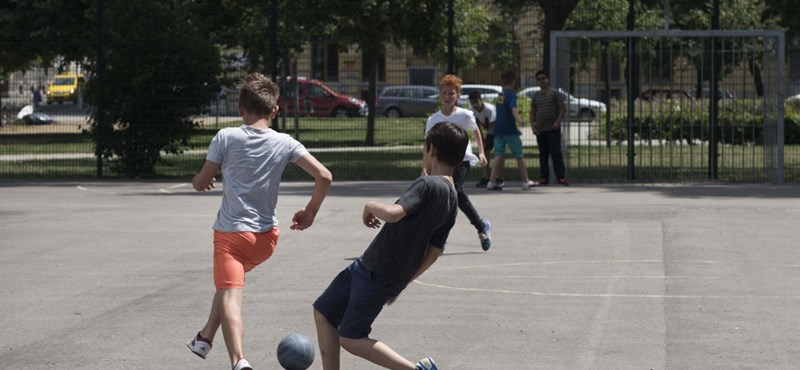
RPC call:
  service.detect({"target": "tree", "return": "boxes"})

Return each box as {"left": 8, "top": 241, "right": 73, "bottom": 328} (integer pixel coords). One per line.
{"left": 83, "top": 0, "right": 221, "bottom": 176}
{"left": 313, "top": 0, "right": 489, "bottom": 145}
{"left": 492, "top": 0, "right": 580, "bottom": 73}
{"left": 0, "top": 0, "right": 93, "bottom": 114}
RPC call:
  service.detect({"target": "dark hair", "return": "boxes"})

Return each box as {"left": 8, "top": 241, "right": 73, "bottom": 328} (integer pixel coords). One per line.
{"left": 501, "top": 70, "right": 516, "bottom": 85}
{"left": 535, "top": 70, "right": 547, "bottom": 79}
{"left": 468, "top": 91, "right": 482, "bottom": 101}
{"left": 237, "top": 73, "right": 279, "bottom": 117}
{"left": 426, "top": 121, "right": 468, "bottom": 167}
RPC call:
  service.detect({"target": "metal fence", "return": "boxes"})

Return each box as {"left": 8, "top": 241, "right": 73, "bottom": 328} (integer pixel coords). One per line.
{"left": 552, "top": 30, "right": 791, "bottom": 184}
{"left": 1, "top": 25, "right": 798, "bottom": 183}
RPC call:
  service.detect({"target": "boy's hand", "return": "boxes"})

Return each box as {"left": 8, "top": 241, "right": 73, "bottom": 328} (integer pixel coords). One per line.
{"left": 478, "top": 153, "right": 488, "bottom": 167}
{"left": 198, "top": 177, "right": 216, "bottom": 192}
{"left": 363, "top": 206, "right": 382, "bottom": 229}
{"left": 291, "top": 208, "right": 317, "bottom": 230}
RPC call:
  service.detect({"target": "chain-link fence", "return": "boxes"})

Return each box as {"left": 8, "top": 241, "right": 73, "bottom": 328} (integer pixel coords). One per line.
{"left": 1, "top": 17, "right": 798, "bottom": 183}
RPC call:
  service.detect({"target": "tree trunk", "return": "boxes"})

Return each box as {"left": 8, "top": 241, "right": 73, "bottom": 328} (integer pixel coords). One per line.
{"left": 749, "top": 60, "right": 764, "bottom": 97}
{"left": 538, "top": 0, "right": 580, "bottom": 74}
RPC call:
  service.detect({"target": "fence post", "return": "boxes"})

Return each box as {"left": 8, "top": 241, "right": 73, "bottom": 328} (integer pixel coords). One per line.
{"left": 95, "top": 0, "right": 105, "bottom": 178}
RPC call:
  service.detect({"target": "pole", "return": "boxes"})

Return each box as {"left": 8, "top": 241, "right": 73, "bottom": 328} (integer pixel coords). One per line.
{"left": 270, "top": 0, "right": 279, "bottom": 131}
{"left": 447, "top": 0, "right": 455, "bottom": 74}
{"left": 709, "top": 0, "right": 720, "bottom": 179}
{"left": 95, "top": 0, "right": 105, "bottom": 178}
{"left": 626, "top": 0, "right": 636, "bottom": 180}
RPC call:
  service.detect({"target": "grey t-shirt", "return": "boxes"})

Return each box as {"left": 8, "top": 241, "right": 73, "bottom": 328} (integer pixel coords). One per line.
{"left": 206, "top": 125, "right": 309, "bottom": 232}
{"left": 359, "top": 176, "right": 458, "bottom": 288}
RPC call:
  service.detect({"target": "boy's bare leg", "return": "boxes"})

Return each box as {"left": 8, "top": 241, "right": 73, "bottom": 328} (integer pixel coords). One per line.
{"left": 314, "top": 309, "right": 342, "bottom": 370}
{"left": 516, "top": 158, "right": 531, "bottom": 182}
{"left": 199, "top": 290, "right": 222, "bottom": 341}
{"left": 490, "top": 157, "right": 505, "bottom": 181}
{"left": 340, "top": 337, "right": 416, "bottom": 370}
{"left": 211, "top": 288, "right": 246, "bottom": 367}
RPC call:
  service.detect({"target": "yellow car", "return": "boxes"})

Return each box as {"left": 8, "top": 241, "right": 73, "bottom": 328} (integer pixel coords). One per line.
{"left": 46, "top": 73, "right": 85, "bottom": 104}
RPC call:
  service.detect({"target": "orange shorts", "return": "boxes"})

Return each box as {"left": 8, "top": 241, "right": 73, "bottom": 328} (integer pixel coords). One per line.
{"left": 213, "top": 228, "right": 279, "bottom": 289}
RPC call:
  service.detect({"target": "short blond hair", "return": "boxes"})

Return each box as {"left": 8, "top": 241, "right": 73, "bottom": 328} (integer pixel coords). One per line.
{"left": 237, "top": 73, "right": 279, "bottom": 117}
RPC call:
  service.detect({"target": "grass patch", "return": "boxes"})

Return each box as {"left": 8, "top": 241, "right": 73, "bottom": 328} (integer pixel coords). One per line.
{"left": 1, "top": 116, "right": 798, "bottom": 182}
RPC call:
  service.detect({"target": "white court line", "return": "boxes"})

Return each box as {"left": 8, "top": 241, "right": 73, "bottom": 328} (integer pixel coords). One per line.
{"left": 413, "top": 280, "right": 800, "bottom": 300}
{"left": 431, "top": 274, "right": 744, "bottom": 280}
{"left": 436, "top": 260, "right": 800, "bottom": 270}
{"left": 159, "top": 183, "right": 190, "bottom": 193}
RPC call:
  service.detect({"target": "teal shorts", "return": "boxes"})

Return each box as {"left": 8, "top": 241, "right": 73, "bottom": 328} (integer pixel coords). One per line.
{"left": 493, "top": 135, "right": 524, "bottom": 158}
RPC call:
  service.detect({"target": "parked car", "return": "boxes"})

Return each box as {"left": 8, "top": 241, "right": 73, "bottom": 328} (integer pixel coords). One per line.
{"left": 376, "top": 85, "right": 438, "bottom": 117}
{"left": 46, "top": 73, "right": 85, "bottom": 104}
{"left": 458, "top": 84, "right": 503, "bottom": 106}
{"left": 639, "top": 89, "right": 694, "bottom": 101}
{"left": 699, "top": 88, "right": 733, "bottom": 100}
{"left": 278, "top": 77, "right": 367, "bottom": 118}
{"left": 519, "top": 86, "right": 607, "bottom": 119}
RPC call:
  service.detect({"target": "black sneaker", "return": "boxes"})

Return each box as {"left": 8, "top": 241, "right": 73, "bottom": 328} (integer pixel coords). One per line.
{"left": 557, "top": 178, "right": 569, "bottom": 186}
{"left": 475, "top": 178, "right": 489, "bottom": 188}
{"left": 539, "top": 177, "right": 549, "bottom": 185}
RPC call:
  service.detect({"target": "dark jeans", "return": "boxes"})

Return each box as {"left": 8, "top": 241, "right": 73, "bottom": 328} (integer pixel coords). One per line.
{"left": 536, "top": 129, "right": 566, "bottom": 179}
{"left": 453, "top": 161, "right": 484, "bottom": 231}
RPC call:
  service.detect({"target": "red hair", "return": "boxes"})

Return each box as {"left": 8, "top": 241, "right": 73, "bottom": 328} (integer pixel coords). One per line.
{"left": 439, "top": 74, "right": 462, "bottom": 93}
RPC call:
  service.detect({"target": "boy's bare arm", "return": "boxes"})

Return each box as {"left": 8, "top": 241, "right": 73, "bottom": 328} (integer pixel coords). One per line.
{"left": 472, "top": 128, "right": 487, "bottom": 166}
{"left": 363, "top": 201, "right": 406, "bottom": 228}
{"left": 388, "top": 245, "right": 443, "bottom": 305}
{"left": 192, "top": 160, "right": 221, "bottom": 192}
{"left": 410, "top": 245, "right": 443, "bottom": 282}
{"left": 512, "top": 107, "right": 525, "bottom": 126}
{"left": 291, "top": 154, "right": 333, "bottom": 230}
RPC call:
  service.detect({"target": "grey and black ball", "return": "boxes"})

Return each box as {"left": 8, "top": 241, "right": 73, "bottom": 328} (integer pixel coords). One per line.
{"left": 277, "top": 333, "right": 315, "bottom": 370}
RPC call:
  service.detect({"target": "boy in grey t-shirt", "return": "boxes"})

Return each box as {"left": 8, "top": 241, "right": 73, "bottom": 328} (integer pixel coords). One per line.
{"left": 186, "top": 73, "right": 332, "bottom": 370}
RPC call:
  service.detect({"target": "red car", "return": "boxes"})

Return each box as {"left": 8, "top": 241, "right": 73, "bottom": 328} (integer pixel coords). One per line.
{"left": 279, "top": 78, "right": 367, "bottom": 117}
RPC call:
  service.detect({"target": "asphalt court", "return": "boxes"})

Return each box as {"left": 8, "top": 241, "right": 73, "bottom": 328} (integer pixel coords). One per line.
{"left": 1, "top": 180, "right": 799, "bottom": 369}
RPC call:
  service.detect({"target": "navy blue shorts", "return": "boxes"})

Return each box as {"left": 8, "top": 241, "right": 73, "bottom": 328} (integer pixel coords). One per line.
{"left": 312, "top": 260, "right": 403, "bottom": 339}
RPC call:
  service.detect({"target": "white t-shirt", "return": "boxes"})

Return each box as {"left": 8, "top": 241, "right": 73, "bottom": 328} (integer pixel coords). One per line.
{"left": 206, "top": 125, "right": 309, "bottom": 232}
{"left": 425, "top": 106, "right": 479, "bottom": 166}
{"left": 470, "top": 102, "right": 496, "bottom": 135}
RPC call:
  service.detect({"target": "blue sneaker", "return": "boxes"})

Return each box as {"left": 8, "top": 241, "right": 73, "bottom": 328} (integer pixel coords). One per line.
{"left": 479, "top": 219, "right": 491, "bottom": 251}
{"left": 416, "top": 357, "right": 439, "bottom": 370}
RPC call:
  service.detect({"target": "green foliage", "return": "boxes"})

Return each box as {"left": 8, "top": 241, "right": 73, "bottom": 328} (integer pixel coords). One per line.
{"left": 82, "top": 0, "right": 221, "bottom": 177}
{"left": 600, "top": 102, "right": 800, "bottom": 146}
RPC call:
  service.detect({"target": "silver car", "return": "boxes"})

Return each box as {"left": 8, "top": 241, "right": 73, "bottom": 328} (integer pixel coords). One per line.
{"left": 519, "top": 87, "right": 607, "bottom": 119}
{"left": 376, "top": 85, "right": 439, "bottom": 117}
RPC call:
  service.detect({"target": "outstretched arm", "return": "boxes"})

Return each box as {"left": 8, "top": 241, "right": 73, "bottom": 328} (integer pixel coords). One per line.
{"left": 291, "top": 154, "right": 333, "bottom": 230}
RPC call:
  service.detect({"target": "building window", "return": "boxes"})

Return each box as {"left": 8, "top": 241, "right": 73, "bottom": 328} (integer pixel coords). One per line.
{"left": 362, "top": 52, "right": 385, "bottom": 82}
{"left": 312, "top": 42, "right": 338, "bottom": 81}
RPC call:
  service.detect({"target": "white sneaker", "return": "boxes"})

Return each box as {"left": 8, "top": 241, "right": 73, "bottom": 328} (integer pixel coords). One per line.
{"left": 186, "top": 332, "right": 212, "bottom": 359}
{"left": 233, "top": 358, "right": 253, "bottom": 370}
{"left": 521, "top": 180, "right": 539, "bottom": 190}
{"left": 486, "top": 182, "right": 503, "bottom": 191}
{"left": 416, "top": 357, "right": 439, "bottom": 370}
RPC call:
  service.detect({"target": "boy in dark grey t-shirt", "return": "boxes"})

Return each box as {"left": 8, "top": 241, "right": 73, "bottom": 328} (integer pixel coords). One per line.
{"left": 313, "top": 122, "right": 469, "bottom": 370}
